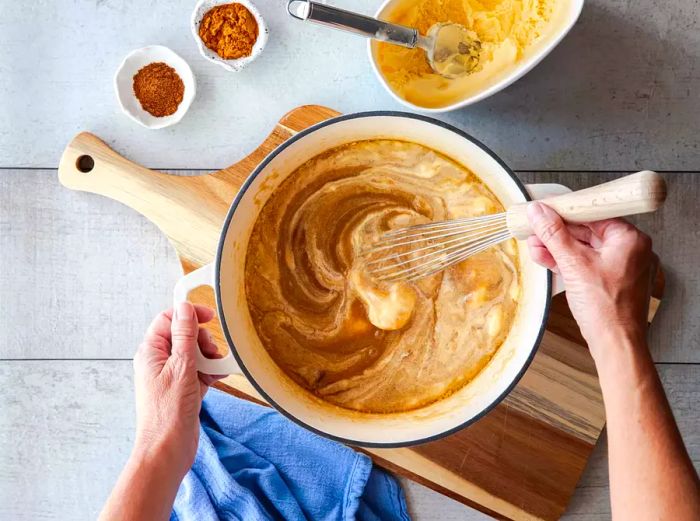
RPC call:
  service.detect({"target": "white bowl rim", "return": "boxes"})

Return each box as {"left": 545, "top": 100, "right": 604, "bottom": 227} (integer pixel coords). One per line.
{"left": 191, "top": 0, "right": 269, "bottom": 72}
{"left": 367, "top": 0, "right": 585, "bottom": 113}
{"left": 113, "top": 45, "right": 196, "bottom": 129}
{"left": 213, "top": 111, "right": 552, "bottom": 448}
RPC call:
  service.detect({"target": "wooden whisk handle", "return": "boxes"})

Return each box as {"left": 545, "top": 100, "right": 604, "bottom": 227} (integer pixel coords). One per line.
{"left": 506, "top": 171, "right": 667, "bottom": 240}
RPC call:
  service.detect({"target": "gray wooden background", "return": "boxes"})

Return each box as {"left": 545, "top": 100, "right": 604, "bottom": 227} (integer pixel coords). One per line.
{"left": 0, "top": 1, "right": 697, "bottom": 519}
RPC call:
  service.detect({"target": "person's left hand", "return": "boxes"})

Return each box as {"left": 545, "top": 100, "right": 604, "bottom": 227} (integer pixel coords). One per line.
{"left": 132, "top": 302, "right": 223, "bottom": 476}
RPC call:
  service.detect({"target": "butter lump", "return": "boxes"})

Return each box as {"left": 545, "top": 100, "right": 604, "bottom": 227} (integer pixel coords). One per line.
{"left": 350, "top": 270, "right": 417, "bottom": 331}
{"left": 375, "top": 0, "right": 555, "bottom": 108}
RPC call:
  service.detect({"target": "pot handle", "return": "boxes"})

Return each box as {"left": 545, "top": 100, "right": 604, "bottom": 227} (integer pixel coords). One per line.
{"left": 526, "top": 183, "right": 569, "bottom": 296}
{"left": 173, "top": 263, "right": 242, "bottom": 375}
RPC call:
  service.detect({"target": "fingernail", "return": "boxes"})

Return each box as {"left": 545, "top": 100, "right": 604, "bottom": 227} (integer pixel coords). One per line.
{"left": 175, "top": 301, "right": 194, "bottom": 321}
{"left": 527, "top": 202, "right": 545, "bottom": 219}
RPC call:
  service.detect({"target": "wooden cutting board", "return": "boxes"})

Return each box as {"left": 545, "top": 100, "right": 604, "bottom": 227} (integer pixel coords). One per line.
{"left": 58, "top": 105, "right": 663, "bottom": 521}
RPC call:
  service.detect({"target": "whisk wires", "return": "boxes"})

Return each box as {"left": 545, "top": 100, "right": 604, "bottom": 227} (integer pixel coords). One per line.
{"left": 364, "top": 213, "right": 512, "bottom": 282}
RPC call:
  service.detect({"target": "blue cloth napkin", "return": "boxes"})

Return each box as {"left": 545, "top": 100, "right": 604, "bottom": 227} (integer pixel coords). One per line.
{"left": 171, "top": 389, "right": 410, "bottom": 521}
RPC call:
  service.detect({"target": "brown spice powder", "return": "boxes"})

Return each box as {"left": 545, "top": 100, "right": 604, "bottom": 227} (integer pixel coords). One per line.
{"left": 198, "top": 3, "right": 259, "bottom": 60}
{"left": 132, "top": 62, "right": 184, "bottom": 118}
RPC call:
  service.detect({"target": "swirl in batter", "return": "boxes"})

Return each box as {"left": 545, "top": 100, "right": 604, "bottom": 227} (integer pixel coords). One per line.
{"left": 245, "top": 141, "right": 519, "bottom": 413}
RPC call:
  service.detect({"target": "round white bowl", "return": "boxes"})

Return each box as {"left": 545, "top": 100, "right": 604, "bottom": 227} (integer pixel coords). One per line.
{"left": 114, "top": 45, "right": 196, "bottom": 130}
{"left": 368, "top": 0, "right": 585, "bottom": 113}
{"left": 191, "top": 0, "right": 269, "bottom": 72}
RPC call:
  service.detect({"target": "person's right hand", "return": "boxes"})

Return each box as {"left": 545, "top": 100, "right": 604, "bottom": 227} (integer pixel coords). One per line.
{"left": 526, "top": 202, "right": 656, "bottom": 360}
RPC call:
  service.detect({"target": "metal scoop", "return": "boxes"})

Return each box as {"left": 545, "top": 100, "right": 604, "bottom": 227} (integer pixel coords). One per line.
{"left": 287, "top": 1, "right": 481, "bottom": 79}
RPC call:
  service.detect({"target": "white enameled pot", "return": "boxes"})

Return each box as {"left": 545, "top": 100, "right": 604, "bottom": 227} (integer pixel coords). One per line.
{"left": 174, "top": 112, "right": 566, "bottom": 447}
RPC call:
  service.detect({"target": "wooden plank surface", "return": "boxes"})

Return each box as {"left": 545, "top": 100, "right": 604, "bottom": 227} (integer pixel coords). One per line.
{"left": 2, "top": 0, "right": 699, "bottom": 518}
{"left": 2, "top": 169, "right": 696, "bottom": 363}
{"left": 0, "top": 170, "right": 181, "bottom": 359}
{"left": 0, "top": 163, "right": 697, "bottom": 519}
{"left": 0, "top": 361, "right": 696, "bottom": 521}
{"left": 1, "top": 0, "right": 699, "bottom": 171}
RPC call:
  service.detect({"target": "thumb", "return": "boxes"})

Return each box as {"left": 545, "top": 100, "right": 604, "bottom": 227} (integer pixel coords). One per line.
{"left": 171, "top": 301, "right": 199, "bottom": 362}
{"left": 526, "top": 202, "right": 584, "bottom": 263}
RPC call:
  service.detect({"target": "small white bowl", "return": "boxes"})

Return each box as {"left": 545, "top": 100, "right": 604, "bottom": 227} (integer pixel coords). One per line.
{"left": 114, "top": 45, "right": 196, "bottom": 129}
{"left": 191, "top": 0, "right": 269, "bottom": 72}
{"left": 368, "top": 0, "right": 585, "bottom": 113}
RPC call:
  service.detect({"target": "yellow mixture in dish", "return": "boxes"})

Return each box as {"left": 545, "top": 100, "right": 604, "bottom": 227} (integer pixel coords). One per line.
{"left": 375, "top": 0, "right": 555, "bottom": 108}
{"left": 245, "top": 141, "right": 520, "bottom": 413}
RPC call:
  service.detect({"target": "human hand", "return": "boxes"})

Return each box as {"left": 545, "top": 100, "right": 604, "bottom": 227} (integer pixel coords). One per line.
{"left": 526, "top": 202, "right": 656, "bottom": 360}
{"left": 132, "top": 302, "right": 223, "bottom": 476}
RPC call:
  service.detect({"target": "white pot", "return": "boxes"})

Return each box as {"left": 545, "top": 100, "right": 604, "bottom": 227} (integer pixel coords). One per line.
{"left": 174, "top": 112, "right": 566, "bottom": 447}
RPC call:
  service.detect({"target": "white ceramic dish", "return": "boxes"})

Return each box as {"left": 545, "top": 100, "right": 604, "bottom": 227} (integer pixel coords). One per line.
{"left": 114, "top": 45, "right": 196, "bottom": 130}
{"left": 173, "top": 112, "right": 569, "bottom": 447}
{"left": 191, "top": 0, "right": 269, "bottom": 72}
{"left": 368, "top": 0, "right": 585, "bottom": 113}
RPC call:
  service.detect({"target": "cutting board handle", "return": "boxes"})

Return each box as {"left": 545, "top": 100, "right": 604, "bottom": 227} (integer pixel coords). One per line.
{"left": 58, "top": 132, "right": 226, "bottom": 266}
{"left": 59, "top": 132, "right": 182, "bottom": 200}
{"left": 58, "top": 107, "right": 342, "bottom": 268}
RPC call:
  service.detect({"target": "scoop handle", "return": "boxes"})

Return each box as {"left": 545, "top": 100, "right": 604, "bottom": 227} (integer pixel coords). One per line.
{"left": 506, "top": 171, "right": 667, "bottom": 240}
{"left": 287, "top": 0, "right": 417, "bottom": 48}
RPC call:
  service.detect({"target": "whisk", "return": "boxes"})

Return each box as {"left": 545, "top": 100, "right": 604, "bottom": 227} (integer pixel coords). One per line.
{"left": 365, "top": 171, "right": 667, "bottom": 282}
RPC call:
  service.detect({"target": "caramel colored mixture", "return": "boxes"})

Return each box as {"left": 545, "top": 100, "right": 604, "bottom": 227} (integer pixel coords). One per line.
{"left": 245, "top": 141, "right": 519, "bottom": 413}
{"left": 198, "top": 3, "right": 258, "bottom": 60}
{"left": 376, "top": 0, "right": 555, "bottom": 108}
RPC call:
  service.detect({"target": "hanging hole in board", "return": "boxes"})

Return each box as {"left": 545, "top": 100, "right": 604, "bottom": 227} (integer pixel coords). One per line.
{"left": 76, "top": 155, "right": 95, "bottom": 173}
